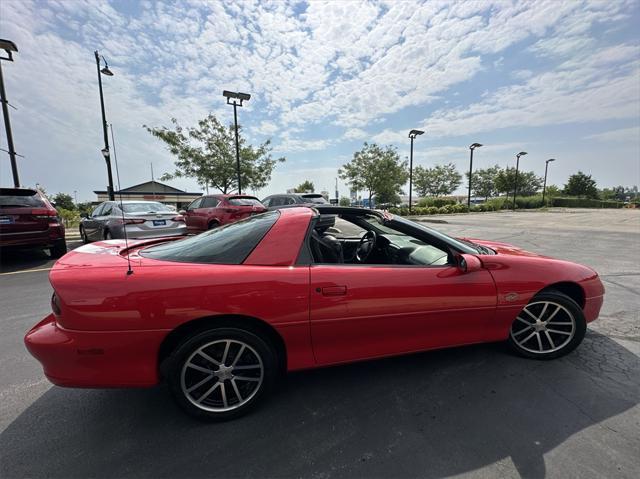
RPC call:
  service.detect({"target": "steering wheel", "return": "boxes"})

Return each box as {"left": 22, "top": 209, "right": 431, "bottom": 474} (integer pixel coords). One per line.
{"left": 356, "top": 230, "right": 377, "bottom": 263}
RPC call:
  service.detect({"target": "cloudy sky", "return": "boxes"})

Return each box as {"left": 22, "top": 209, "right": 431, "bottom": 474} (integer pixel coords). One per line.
{"left": 0, "top": 0, "right": 638, "bottom": 201}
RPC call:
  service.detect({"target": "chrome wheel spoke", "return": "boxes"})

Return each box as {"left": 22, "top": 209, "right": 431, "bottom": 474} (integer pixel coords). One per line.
{"left": 547, "top": 328, "right": 572, "bottom": 336}
{"left": 187, "top": 363, "right": 212, "bottom": 374}
{"left": 231, "top": 344, "right": 246, "bottom": 367}
{"left": 232, "top": 364, "right": 261, "bottom": 370}
{"left": 516, "top": 317, "right": 532, "bottom": 326}
{"left": 520, "top": 330, "right": 537, "bottom": 344}
{"left": 523, "top": 308, "right": 539, "bottom": 321}
{"left": 197, "top": 381, "right": 220, "bottom": 403}
{"left": 535, "top": 332, "right": 543, "bottom": 352}
{"left": 513, "top": 325, "right": 532, "bottom": 337}
{"left": 220, "top": 382, "right": 229, "bottom": 408}
{"left": 234, "top": 376, "right": 260, "bottom": 382}
{"left": 221, "top": 341, "right": 231, "bottom": 364}
{"left": 545, "top": 305, "right": 561, "bottom": 323}
{"left": 197, "top": 350, "right": 221, "bottom": 366}
{"left": 544, "top": 330, "right": 556, "bottom": 349}
{"left": 186, "top": 374, "right": 215, "bottom": 393}
{"left": 231, "top": 379, "right": 243, "bottom": 402}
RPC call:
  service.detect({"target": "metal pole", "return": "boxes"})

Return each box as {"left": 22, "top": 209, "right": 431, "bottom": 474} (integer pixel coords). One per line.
{"left": 0, "top": 60, "right": 19, "bottom": 187}
{"left": 542, "top": 161, "right": 549, "bottom": 204}
{"left": 467, "top": 147, "right": 474, "bottom": 210}
{"left": 233, "top": 101, "right": 241, "bottom": 195}
{"left": 512, "top": 155, "right": 520, "bottom": 210}
{"left": 95, "top": 51, "right": 114, "bottom": 201}
{"left": 409, "top": 136, "right": 414, "bottom": 214}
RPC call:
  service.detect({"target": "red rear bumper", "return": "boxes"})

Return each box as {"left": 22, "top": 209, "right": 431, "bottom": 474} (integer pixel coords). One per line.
{"left": 24, "top": 314, "right": 169, "bottom": 388}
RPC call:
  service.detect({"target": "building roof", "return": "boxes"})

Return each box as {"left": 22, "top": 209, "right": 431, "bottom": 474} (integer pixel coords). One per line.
{"left": 94, "top": 180, "right": 202, "bottom": 196}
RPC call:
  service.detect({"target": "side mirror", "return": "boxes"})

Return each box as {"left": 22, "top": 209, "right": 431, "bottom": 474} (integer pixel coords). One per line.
{"left": 179, "top": 210, "right": 187, "bottom": 215}
{"left": 457, "top": 253, "right": 482, "bottom": 273}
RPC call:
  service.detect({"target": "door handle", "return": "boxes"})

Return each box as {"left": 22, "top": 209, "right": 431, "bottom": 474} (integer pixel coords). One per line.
{"left": 321, "top": 286, "right": 347, "bottom": 296}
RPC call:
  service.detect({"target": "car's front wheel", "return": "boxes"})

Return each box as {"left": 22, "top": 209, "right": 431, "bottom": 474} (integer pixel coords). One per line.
{"left": 49, "top": 239, "right": 67, "bottom": 259}
{"left": 167, "top": 327, "right": 278, "bottom": 421}
{"left": 508, "top": 291, "right": 586, "bottom": 359}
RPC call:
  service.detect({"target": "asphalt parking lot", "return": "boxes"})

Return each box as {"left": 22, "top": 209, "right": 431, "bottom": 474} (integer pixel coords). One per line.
{"left": 1, "top": 208, "right": 638, "bottom": 478}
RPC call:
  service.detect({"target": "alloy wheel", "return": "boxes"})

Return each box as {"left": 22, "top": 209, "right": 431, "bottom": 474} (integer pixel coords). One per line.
{"left": 510, "top": 300, "right": 576, "bottom": 354}
{"left": 180, "top": 339, "right": 264, "bottom": 412}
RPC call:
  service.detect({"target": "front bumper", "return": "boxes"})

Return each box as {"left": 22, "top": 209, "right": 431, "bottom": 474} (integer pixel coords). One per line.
{"left": 24, "top": 314, "right": 169, "bottom": 388}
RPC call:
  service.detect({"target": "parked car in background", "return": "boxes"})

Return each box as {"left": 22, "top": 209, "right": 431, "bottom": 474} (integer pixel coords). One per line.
{"left": 180, "top": 195, "right": 266, "bottom": 233}
{"left": 79, "top": 200, "right": 186, "bottom": 242}
{"left": 0, "top": 187, "right": 67, "bottom": 258}
{"left": 261, "top": 193, "right": 328, "bottom": 209}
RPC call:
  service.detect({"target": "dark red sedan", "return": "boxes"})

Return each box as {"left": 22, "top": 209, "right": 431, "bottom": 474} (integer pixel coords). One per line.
{"left": 180, "top": 194, "right": 266, "bottom": 233}
{"left": 25, "top": 206, "right": 604, "bottom": 420}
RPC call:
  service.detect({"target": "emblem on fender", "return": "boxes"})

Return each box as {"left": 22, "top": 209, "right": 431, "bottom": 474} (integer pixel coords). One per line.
{"left": 505, "top": 292, "right": 519, "bottom": 302}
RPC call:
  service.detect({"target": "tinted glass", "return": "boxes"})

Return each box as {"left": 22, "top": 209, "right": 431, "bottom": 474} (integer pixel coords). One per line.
{"left": 141, "top": 211, "right": 279, "bottom": 264}
{"left": 102, "top": 203, "right": 114, "bottom": 216}
{"left": 0, "top": 189, "right": 45, "bottom": 208}
{"left": 301, "top": 194, "right": 328, "bottom": 204}
{"left": 188, "top": 198, "right": 203, "bottom": 210}
{"left": 228, "top": 197, "right": 263, "bottom": 206}
{"left": 122, "top": 202, "right": 172, "bottom": 213}
{"left": 201, "top": 197, "right": 220, "bottom": 208}
{"left": 92, "top": 204, "right": 105, "bottom": 217}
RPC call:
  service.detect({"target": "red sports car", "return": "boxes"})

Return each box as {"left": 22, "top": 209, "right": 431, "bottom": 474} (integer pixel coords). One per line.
{"left": 25, "top": 206, "right": 604, "bottom": 420}
{"left": 180, "top": 194, "right": 266, "bottom": 233}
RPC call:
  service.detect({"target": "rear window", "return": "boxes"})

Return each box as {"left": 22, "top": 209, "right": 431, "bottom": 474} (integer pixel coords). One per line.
{"left": 228, "top": 197, "right": 263, "bottom": 207}
{"left": 140, "top": 211, "right": 279, "bottom": 264}
{"left": 301, "top": 194, "right": 328, "bottom": 204}
{"left": 0, "top": 188, "right": 45, "bottom": 208}
{"left": 121, "top": 202, "right": 172, "bottom": 213}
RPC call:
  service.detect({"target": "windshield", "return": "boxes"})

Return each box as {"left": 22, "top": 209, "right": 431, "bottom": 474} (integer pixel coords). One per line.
{"left": 121, "top": 202, "right": 172, "bottom": 213}
{"left": 228, "top": 197, "right": 263, "bottom": 207}
{"left": 302, "top": 195, "right": 328, "bottom": 204}
{"left": 391, "top": 216, "right": 477, "bottom": 254}
{"left": 140, "top": 211, "right": 279, "bottom": 264}
{"left": 0, "top": 189, "right": 45, "bottom": 208}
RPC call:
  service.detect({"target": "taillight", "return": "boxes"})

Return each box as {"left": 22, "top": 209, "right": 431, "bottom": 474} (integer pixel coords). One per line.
{"left": 51, "top": 292, "right": 61, "bottom": 315}
{"left": 172, "top": 215, "right": 185, "bottom": 222}
{"left": 117, "top": 218, "right": 145, "bottom": 225}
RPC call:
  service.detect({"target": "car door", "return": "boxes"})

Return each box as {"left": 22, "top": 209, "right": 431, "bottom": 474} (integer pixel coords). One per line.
{"left": 309, "top": 247, "right": 497, "bottom": 366}
{"left": 183, "top": 198, "right": 203, "bottom": 233}
{"left": 84, "top": 203, "right": 104, "bottom": 240}
{"left": 200, "top": 196, "right": 221, "bottom": 227}
{"left": 97, "top": 202, "right": 114, "bottom": 239}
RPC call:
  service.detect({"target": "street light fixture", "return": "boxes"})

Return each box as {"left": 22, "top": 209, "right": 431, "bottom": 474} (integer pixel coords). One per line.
{"left": 223, "top": 90, "right": 251, "bottom": 195}
{"left": 467, "top": 143, "right": 483, "bottom": 210}
{"left": 408, "top": 129, "right": 424, "bottom": 214}
{"left": 512, "top": 151, "right": 528, "bottom": 210}
{"left": 0, "top": 38, "right": 20, "bottom": 187}
{"left": 95, "top": 50, "right": 115, "bottom": 200}
{"left": 542, "top": 158, "right": 556, "bottom": 204}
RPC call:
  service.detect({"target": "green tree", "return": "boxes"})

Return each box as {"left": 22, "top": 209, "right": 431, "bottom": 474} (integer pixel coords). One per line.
{"left": 339, "top": 197, "right": 351, "bottom": 206}
{"left": 339, "top": 142, "right": 408, "bottom": 207}
{"left": 51, "top": 193, "right": 76, "bottom": 210}
{"left": 465, "top": 165, "right": 500, "bottom": 200}
{"left": 413, "top": 162, "right": 462, "bottom": 197}
{"left": 76, "top": 201, "right": 95, "bottom": 217}
{"left": 145, "top": 114, "right": 285, "bottom": 194}
{"left": 563, "top": 171, "right": 598, "bottom": 198}
{"left": 544, "top": 184, "right": 561, "bottom": 198}
{"left": 495, "top": 167, "right": 542, "bottom": 198}
{"left": 294, "top": 180, "right": 315, "bottom": 193}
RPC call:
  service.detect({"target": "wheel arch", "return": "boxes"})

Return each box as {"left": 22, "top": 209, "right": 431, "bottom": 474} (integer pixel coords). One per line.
{"left": 158, "top": 315, "right": 287, "bottom": 379}
{"left": 538, "top": 281, "right": 585, "bottom": 309}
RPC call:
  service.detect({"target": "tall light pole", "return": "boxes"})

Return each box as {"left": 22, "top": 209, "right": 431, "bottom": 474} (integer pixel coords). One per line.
{"left": 408, "top": 129, "right": 424, "bottom": 214}
{"left": 0, "top": 39, "right": 19, "bottom": 187}
{"left": 95, "top": 50, "right": 115, "bottom": 200}
{"left": 223, "top": 90, "right": 251, "bottom": 194}
{"left": 512, "top": 151, "right": 528, "bottom": 210}
{"left": 467, "top": 143, "right": 482, "bottom": 210}
{"left": 542, "top": 158, "right": 556, "bottom": 204}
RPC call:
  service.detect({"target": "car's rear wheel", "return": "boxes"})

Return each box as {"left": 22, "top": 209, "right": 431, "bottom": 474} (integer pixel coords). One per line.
{"left": 508, "top": 291, "right": 586, "bottom": 359}
{"left": 49, "top": 239, "right": 67, "bottom": 258}
{"left": 104, "top": 230, "right": 113, "bottom": 240}
{"left": 208, "top": 221, "right": 219, "bottom": 230}
{"left": 167, "top": 327, "right": 277, "bottom": 421}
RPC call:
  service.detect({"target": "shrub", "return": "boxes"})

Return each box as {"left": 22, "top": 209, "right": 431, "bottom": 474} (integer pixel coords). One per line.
{"left": 551, "top": 197, "right": 624, "bottom": 208}
{"left": 417, "top": 197, "right": 457, "bottom": 208}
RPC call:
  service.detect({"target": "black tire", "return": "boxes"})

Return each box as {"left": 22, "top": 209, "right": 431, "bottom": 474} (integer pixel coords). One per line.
{"left": 104, "top": 230, "right": 113, "bottom": 240}
{"left": 167, "top": 327, "right": 278, "bottom": 421}
{"left": 508, "top": 290, "right": 586, "bottom": 360}
{"left": 207, "top": 221, "right": 219, "bottom": 230}
{"left": 49, "top": 239, "right": 67, "bottom": 259}
{"left": 80, "top": 226, "right": 89, "bottom": 244}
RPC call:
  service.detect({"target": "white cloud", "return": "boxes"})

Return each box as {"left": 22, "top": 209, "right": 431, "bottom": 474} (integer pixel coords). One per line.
{"left": 584, "top": 126, "right": 640, "bottom": 142}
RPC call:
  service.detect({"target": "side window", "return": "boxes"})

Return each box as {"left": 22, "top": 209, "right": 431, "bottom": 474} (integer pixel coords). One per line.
{"left": 201, "top": 197, "right": 220, "bottom": 208}
{"left": 102, "top": 203, "right": 113, "bottom": 216}
{"left": 285, "top": 197, "right": 296, "bottom": 205}
{"left": 188, "top": 198, "right": 203, "bottom": 210}
{"left": 262, "top": 198, "right": 271, "bottom": 207}
{"left": 270, "top": 197, "right": 283, "bottom": 207}
{"left": 91, "top": 204, "right": 105, "bottom": 217}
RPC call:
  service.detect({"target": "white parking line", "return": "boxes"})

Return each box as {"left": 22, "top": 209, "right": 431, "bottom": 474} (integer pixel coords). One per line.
{"left": 0, "top": 267, "right": 52, "bottom": 276}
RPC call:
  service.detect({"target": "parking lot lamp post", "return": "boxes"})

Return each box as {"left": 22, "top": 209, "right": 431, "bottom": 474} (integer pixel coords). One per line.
{"left": 512, "top": 151, "right": 527, "bottom": 210}
{"left": 542, "top": 158, "right": 555, "bottom": 204}
{"left": 95, "top": 51, "right": 115, "bottom": 201}
{"left": 408, "top": 129, "right": 424, "bottom": 214}
{"left": 223, "top": 90, "right": 251, "bottom": 195}
{"left": 0, "top": 39, "right": 19, "bottom": 187}
{"left": 467, "top": 143, "right": 482, "bottom": 210}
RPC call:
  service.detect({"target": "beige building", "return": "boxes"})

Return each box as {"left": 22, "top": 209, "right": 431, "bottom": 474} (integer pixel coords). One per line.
{"left": 94, "top": 181, "right": 202, "bottom": 210}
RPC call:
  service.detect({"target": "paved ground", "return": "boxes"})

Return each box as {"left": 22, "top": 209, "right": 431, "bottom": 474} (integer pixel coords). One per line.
{"left": 1, "top": 209, "right": 638, "bottom": 479}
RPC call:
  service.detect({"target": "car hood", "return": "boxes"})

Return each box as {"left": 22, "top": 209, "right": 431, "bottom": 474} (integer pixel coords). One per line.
{"left": 460, "top": 237, "right": 550, "bottom": 258}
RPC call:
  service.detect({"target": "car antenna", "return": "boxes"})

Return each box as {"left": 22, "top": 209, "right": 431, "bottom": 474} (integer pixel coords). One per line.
{"left": 110, "top": 123, "right": 133, "bottom": 276}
